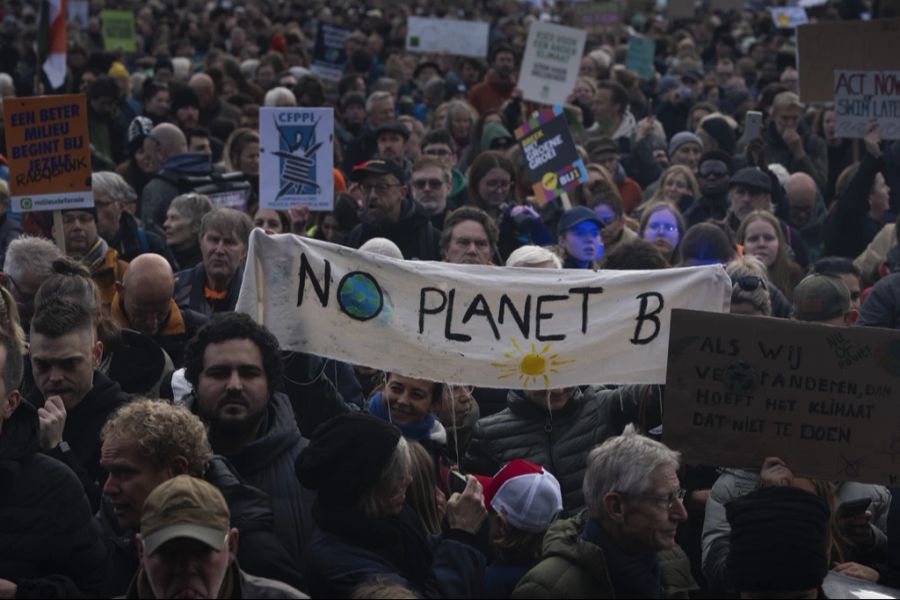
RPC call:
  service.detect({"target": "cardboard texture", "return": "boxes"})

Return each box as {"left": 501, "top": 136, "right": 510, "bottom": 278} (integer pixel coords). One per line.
{"left": 664, "top": 310, "right": 900, "bottom": 486}
{"left": 518, "top": 21, "right": 586, "bottom": 106}
{"left": 797, "top": 19, "right": 900, "bottom": 103}
{"left": 834, "top": 70, "right": 900, "bottom": 140}
{"left": 2, "top": 94, "right": 94, "bottom": 212}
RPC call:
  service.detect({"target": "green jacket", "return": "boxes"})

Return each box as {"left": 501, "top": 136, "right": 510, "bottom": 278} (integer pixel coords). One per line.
{"left": 512, "top": 512, "right": 697, "bottom": 599}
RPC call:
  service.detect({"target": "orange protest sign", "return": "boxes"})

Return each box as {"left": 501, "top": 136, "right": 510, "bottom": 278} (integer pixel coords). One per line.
{"left": 2, "top": 94, "right": 93, "bottom": 212}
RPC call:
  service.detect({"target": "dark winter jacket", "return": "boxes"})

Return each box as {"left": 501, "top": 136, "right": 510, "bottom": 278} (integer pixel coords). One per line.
{"left": 182, "top": 392, "right": 315, "bottom": 569}
{"left": 96, "top": 456, "right": 305, "bottom": 596}
{"left": 101, "top": 328, "right": 174, "bottom": 397}
{"left": 123, "top": 564, "right": 307, "bottom": 599}
{"left": 858, "top": 272, "right": 900, "bottom": 329}
{"left": 342, "top": 122, "right": 380, "bottom": 173}
{"left": 347, "top": 197, "right": 441, "bottom": 260}
{"left": 305, "top": 504, "right": 486, "bottom": 598}
{"left": 173, "top": 262, "right": 244, "bottom": 317}
{"left": 141, "top": 153, "right": 215, "bottom": 228}
{"left": 513, "top": 511, "right": 697, "bottom": 599}
{"left": 107, "top": 211, "right": 177, "bottom": 269}
{"left": 281, "top": 352, "right": 356, "bottom": 437}
{"left": 464, "top": 387, "right": 638, "bottom": 511}
{"left": 0, "top": 402, "right": 107, "bottom": 598}
{"left": 824, "top": 149, "right": 887, "bottom": 259}
{"left": 26, "top": 370, "right": 131, "bottom": 512}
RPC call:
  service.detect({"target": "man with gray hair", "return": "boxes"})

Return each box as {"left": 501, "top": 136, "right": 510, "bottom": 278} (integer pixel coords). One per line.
{"left": 513, "top": 425, "right": 695, "bottom": 598}
{"left": 343, "top": 90, "right": 396, "bottom": 171}
{"left": 141, "top": 123, "right": 215, "bottom": 229}
{"left": 1, "top": 235, "right": 62, "bottom": 330}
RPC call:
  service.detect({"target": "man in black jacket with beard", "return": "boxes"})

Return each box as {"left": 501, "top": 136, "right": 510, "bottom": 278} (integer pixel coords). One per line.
{"left": 0, "top": 332, "right": 107, "bottom": 598}
{"left": 26, "top": 298, "right": 131, "bottom": 512}
{"left": 182, "top": 313, "right": 315, "bottom": 572}
{"left": 346, "top": 157, "right": 441, "bottom": 260}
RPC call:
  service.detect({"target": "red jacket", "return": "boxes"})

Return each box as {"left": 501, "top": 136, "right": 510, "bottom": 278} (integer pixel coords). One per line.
{"left": 468, "top": 70, "right": 516, "bottom": 114}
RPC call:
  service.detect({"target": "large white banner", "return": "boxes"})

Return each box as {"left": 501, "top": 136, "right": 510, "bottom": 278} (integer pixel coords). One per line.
{"left": 236, "top": 232, "right": 732, "bottom": 388}
{"left": 406, "top": 17, "right": 490, "bottom": 59}
{"left": 259, "top": 107, "right": 334, "bottom": 211}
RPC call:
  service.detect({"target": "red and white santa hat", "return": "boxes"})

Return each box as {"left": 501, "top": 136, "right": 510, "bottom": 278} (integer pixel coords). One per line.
{"left": 476, "top": 459, "right": 563, "bottom": 533}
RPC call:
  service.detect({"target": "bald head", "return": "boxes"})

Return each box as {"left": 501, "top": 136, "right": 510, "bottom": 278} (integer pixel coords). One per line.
{"left": 785, "top": 172, "right": 818, "bottom": 227}
{"left": 189, "top": 73, "right": 215, "bottom": 109}
{"left": 120, "top": 254, "right": 175, "bottom": 335}
{"left": 149, "top": 123, "right": 187, "bottom": 163}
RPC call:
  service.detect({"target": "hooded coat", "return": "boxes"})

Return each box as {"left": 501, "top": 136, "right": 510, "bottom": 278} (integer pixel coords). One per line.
{"left": 0, "top": 402, "right": 107, "bottom": 598}
{"left": 140, "top": 153, "right": 215, "bottom": 228}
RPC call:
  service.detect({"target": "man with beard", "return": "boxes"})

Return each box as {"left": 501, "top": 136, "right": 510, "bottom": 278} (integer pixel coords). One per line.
{"left": 684, "top": 151, "right": 733, "bottom": 227}
{"left": 551, "top": 207, "right": 604, "bottom": 269}
{"left": 468, "top": 44, "right": 517, "bottom": 114}
{"left": 440, "top": 207, "right": 499, "bottom": 265}
{"left": 182, "top": 312, "right": 314, "bottom": 568}
{"left": 411, "top": 156, "right": 453, "bottom": 229}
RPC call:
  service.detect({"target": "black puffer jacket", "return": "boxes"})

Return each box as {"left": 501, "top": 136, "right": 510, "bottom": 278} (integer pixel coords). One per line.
{"left": 346, "top": 197, "right": 441, "bottom": 260}
{"left": 0, "top": 402, "right": 106, "bottom": 598}
{"left": 464, "top": 387, "right": 639, "bottom": 511}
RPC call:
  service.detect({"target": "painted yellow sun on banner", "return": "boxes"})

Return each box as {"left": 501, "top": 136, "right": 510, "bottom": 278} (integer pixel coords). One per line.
{"left": 491, "top": 338, "right": 574, "bottom": 388}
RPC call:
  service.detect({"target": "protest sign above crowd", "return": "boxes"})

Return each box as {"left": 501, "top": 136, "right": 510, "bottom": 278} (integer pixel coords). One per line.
{"left": 1, "top": 0, "right": 900, "bottom": 598}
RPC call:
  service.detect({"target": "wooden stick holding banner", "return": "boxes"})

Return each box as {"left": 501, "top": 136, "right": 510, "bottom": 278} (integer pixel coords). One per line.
{"left": 52, "top": 210, "right": 66, "bottom": 254}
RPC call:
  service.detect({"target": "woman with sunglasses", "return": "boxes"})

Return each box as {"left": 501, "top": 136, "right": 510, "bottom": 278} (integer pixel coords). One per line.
{"left": 640, "top": 202, "right": 686, "bottom": 264}
{"left": 737, "top": 210, "right": 805, "bottom": 301}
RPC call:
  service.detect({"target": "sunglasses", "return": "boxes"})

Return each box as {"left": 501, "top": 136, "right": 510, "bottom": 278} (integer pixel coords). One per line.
{"left": 731, "top": 276, "right": 767, "bottom": 291}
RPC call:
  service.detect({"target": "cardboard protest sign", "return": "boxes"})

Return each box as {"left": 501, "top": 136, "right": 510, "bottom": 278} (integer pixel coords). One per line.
{"left": 664, "top": 310, "right": 900, "bottom": 486}
{"left": 259, "top": 107, "right": 334, "bottom": 211}
{"left": 236, "top": 232, "right": 731, "bottom": 388}
{"left": 2, "top": 95, "right": 93, "bottom": 213}
{"left": 101, "top": 10, "right": 137, "bottom": 53}
{"left": 310, "top": 23, "right": 352, "bottom": 82}
{"left": 797, "top": 19, "right": 900, "bottom": 103}
{"left": 406, "top": 17, "right": 490, "bottom": 59}
{"left": 571, "top": 2, "right": 620, "bottom": 32}
{"left": 833, "top": 70, "right": 900, "bottom": 140}
{"left": 667, "top": 0, "right": 695, "bottom": 20}
{"left": 514, "top": 105, "right": 588, "bottom": 204}
{"left": 518, "top": 21, "right": 586, "bottom": 106}
{"left": 625, "top": 35, "right": 656, "bottom": 80}
{"left": 769, "top": 6, "right": 808, "bottom": 29}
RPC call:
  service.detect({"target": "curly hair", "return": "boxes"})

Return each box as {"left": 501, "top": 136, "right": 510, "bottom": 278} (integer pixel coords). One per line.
{"left": 184, "top": 312, "right": 283, "bottom": 392}
{"left": 101, "top": 399, "right": 212, "bottom": 477}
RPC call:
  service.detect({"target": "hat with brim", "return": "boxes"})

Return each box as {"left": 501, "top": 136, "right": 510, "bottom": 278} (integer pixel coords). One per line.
{"left": 375, "top": 121, "right": 410, "bottom": 141}
{"left": 350, "top": 158, "right": 406, "bottom": 184}
{"left": 730, "top": 167, "right": 771, "bottom": 194}
{"left": 558, "top": 206, "right": 604, "bottom": 234}
{"left": 143, "top": 523, "right": 227, "bottom": 556}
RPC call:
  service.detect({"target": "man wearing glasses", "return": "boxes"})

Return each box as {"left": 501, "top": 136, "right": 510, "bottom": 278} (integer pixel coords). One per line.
{"left": 513, "top": 426, "right": 694, "bottom": 598}
{"left": 420, "top": 129, "right": 469, "bottom": 210}
{"left": 410, "top": 156, "right": 452, "bottom": 229}
{"left": 346, "top": 157, "right": 440, "bottom": 260}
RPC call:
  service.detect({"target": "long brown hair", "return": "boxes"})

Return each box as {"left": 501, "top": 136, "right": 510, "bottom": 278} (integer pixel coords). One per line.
{"left": 406, "top": 441, "right": 442, "bottom": 535}
{"left": 736, "top": 210, "right": 799, "bottom": 299}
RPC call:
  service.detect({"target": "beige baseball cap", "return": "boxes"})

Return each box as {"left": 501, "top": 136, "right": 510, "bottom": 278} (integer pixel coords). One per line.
{"left": 140, "top": 475, "right": 230, "bottom": 556}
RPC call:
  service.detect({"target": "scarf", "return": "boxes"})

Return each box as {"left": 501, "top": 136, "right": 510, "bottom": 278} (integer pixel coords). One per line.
{"left": 582, "top": 517, "right": 661, "bottom": 599}
{"left": 314, "top": 502, "right": 434, "bottom": 590}
{"left": 367, "top": 392, "right": 436, "bottom": 444}
{"left": 81, "top": 237, "right": 110, "bottom": 273}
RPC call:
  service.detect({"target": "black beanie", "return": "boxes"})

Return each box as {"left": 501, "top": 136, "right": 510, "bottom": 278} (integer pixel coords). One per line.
{"left": 701, "top": 117, "right": 737, "bottom": 156}
{"left": 295, "top": 413, "right": 401, "bottom": 505}
{"left": 726, "top": 486, "right": 830, "bottom": 594}
{"left": 170, "top": 83, "right": 199, "bottom": 113}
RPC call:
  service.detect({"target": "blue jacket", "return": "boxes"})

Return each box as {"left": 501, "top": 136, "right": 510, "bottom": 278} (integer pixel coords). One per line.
{"left": 173, "top": 262, "right": 244, "bottom": 317}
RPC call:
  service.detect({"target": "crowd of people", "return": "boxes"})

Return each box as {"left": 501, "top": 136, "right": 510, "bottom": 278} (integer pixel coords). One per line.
{"left": 0, "top": 0, "right": 899, "bottom": 598}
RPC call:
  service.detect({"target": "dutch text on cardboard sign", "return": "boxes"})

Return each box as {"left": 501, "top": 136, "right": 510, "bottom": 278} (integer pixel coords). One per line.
{"left": 663, "top": 310, "right": 900, "bottom": 486}
{"left": 236, "top": 233, "right": 731, "bottom": 389}
{"left": 834, "top": 70, "right": 900, "bottom": 140}
{"left": 2, "top": 94, "right": 94, "bottom": 212}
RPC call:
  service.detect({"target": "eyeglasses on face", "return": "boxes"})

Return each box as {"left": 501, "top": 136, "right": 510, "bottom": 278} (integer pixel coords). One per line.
{"left": 359, "top": 182, "right": 403, "bottom": 196}
{"left": 483, "top": 179, "right": 512, "bottom": 191}
{"left": 412, "top": 178, "right": 445, "bottom": 190}
{"left": 626, "top": 488, "right": 687, "bottom": 510}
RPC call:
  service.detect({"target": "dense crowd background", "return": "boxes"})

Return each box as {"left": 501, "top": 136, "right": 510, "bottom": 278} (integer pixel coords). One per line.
{"left": 0, "top": 0, "right": 899, "bottom": 598}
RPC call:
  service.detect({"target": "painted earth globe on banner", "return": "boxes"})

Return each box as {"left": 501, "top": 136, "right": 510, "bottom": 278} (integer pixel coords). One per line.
{"left": 338, "top": 273, "right": 383, "bottom": 320}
